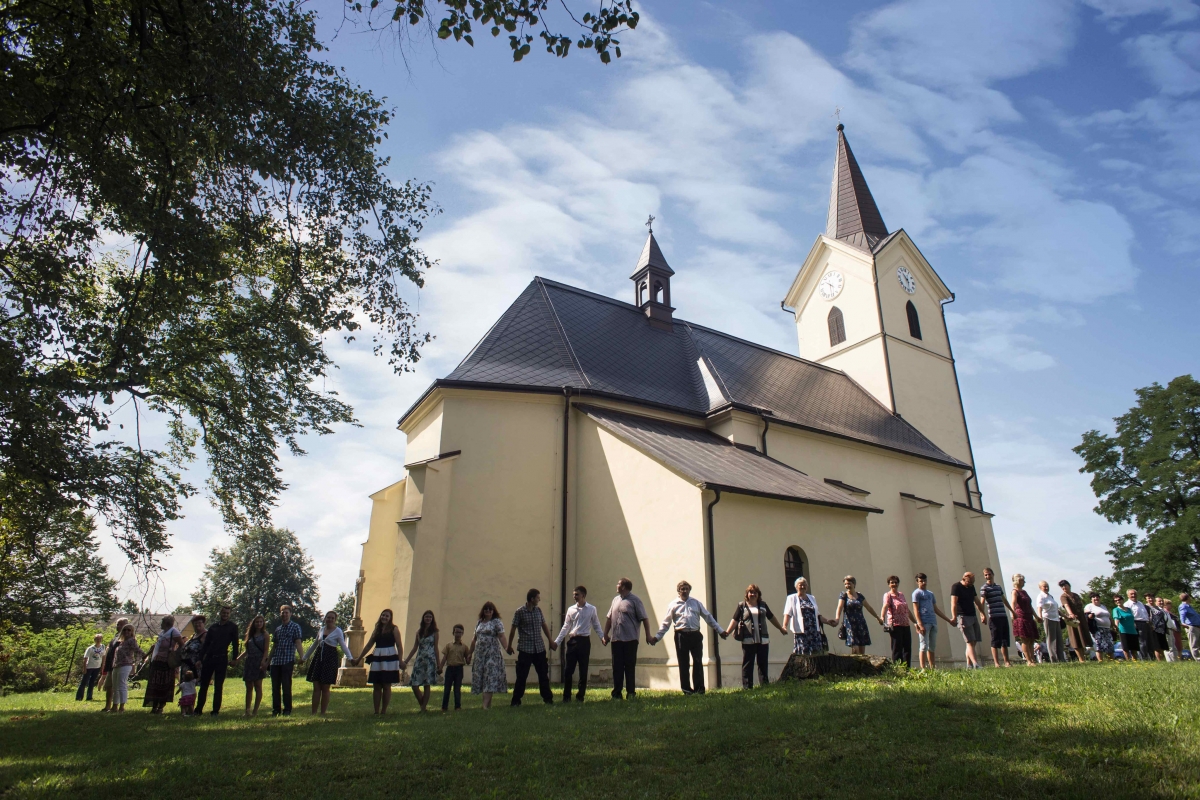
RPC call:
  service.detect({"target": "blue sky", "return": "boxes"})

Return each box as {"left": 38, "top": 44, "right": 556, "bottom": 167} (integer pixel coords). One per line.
{"left": 105, "top": 0, "right": 1200, "bottom": 611}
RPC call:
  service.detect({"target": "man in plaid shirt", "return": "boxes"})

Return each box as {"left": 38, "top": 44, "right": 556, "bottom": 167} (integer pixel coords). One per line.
{"left": 268, "top": 605, "right": 304, "bottom": 716}
{"left": 506, "top": 588, "right": 557, "bottom": 706}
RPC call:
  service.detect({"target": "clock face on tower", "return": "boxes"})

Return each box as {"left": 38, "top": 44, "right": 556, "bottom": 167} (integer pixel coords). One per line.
{"left": 818, "top": 270, "right": 844, "bottom": 301}
{"left": 896, "top": 266, "right": 917, "bottom": 294}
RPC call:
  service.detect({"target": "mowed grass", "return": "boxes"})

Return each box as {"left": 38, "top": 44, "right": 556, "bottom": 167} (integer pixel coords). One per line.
{"left": 2, "top": 662, "right": 1199, "bottom": 799}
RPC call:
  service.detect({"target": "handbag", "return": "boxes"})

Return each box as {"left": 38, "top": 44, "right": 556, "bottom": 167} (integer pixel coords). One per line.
{"left": 167, "top": 647, "right": 182, "bottom": 670}
{"left": 733, "top": 602, "right": 749, "bottom": 642}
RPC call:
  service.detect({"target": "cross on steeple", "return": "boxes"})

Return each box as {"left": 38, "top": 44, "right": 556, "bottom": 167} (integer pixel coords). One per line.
{"left": 645, "top": 214, "right": 655, "bottom": 233}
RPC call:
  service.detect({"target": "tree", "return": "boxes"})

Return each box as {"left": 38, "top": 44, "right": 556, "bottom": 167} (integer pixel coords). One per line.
{"left": 0, "top": 507, "right": 118, "bottom": 631}
{"left": 333, "top": 592, "right": 356, "bottom": 626}
{"left": 1, "top": 0, "right": 638, "bottom": 578}
{"left": 1075, "top": 375, "right": 1200, "bottom": 596}
{"left": 120, "top": 599, "right": 140, "bottom": 616}
{"left": 190, "top": 526, "right": 320, "bottom": 635}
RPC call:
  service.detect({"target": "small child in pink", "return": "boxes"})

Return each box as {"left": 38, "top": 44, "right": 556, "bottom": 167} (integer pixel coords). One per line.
{"left": 177, "top": 670, "right": 197, "bottom": 716}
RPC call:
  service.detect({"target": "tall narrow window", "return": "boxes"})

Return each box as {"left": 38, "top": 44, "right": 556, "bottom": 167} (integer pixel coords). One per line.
{"left": 827, "top": 306, "right": 846, "bottom": 346}
{"left": 906, "top": 300, "right": 922, "bottom": 340}
{"left": 784, "top": 546, "right": 807, "bottom": 595}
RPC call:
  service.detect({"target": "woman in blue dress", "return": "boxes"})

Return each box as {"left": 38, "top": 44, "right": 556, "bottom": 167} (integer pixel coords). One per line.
{"left": 831, "top": 575, "right": 881, "bottom": 655}
{"left": 468, "top": 602, "right": 509, "bottom": 710}
{"left": 402, "top": 610, "right": 440, "bottom": 712}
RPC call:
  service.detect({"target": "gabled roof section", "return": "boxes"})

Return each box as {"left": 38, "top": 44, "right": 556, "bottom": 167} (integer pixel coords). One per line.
{"left": 826, "top": 124, "right": 888, "bottom": 252}
{"left": 423, "top": 278, "right": 965, "bottom": 468}
{"left": 577, "top": 404, "right": 881, "bottom": 513}
{"left": 631, "top": 230, "right": 674, "bottom": 277}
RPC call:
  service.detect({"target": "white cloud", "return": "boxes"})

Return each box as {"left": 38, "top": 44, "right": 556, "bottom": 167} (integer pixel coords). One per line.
{"left": 947, "top": 306, "right": 1082, "bottom": 374}
{"left": 1126, "top": 31, "right": 1200, "bottom": 95}
{"left": 1081, "top": 0, "right": 1199, "bottom": 25}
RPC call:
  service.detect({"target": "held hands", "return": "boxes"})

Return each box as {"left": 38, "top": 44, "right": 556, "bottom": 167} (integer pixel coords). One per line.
{"left": 646, "top": 634, "right": 655, "bottom": 646}
{"left": 506, "top": 646, "right": 514, "bottom": 656}
{"left": 601, "top": 636, "right": 609, "bottom": 646}
{"left": 549, "top": 641, "right": 558, "bottom": 652}
{"left": 719, "top": 631, "right": 729, "bottom": 640}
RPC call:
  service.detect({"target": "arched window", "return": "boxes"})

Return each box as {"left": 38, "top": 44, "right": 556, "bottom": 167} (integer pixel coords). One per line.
{"left": 784, "top": 546, "right": 807, "bottom": 595}
{"left": 653, "top": 280, "right": 664, "bottom": 303}
{"left": 906, "top": 300, "right": 922, "bottom": 340}
{"left": 827, "top": 306, "right": 846, "bottom": 346}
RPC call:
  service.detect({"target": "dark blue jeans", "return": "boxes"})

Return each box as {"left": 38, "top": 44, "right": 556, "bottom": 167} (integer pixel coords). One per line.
{"left": 76, "top": 668, "right": 100, "bottom": 701}
{"left": 442, "top": 665, "right": 463, "bottom": 710}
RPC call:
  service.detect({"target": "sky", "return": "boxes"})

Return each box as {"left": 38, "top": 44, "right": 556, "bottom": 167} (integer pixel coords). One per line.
{"left": 102, "top": 0, "right": 1200, "bottom": 612}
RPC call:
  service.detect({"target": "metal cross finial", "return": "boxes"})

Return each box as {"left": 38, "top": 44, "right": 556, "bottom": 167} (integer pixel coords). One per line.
{"left": 833, "top": 106, "right": 842, "bottom": 122}
{"left": 645, "top": 214, "right": 655, "bottom": 233}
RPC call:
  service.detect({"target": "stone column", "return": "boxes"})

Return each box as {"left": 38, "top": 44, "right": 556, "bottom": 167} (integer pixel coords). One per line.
{"left": 337, "top": 570, "right": 369, "bottom": 687}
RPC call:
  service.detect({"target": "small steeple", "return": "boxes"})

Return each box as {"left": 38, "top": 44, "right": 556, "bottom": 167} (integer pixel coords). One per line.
{"left": 826, "top": 124, "right": 888, "bottom": 251}
{"left": 630, "top": 218, "right": 675, "bottom": 331}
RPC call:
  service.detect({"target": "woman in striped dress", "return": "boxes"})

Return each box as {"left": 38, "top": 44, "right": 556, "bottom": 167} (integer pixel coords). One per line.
{"left": 355, "top": 609, "right": 403, "bottom": 715}
{"left": 303, "top": 610, "right": 356, "bottom": 715}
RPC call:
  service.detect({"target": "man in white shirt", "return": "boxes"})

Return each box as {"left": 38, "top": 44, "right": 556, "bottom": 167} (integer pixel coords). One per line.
{"left": 555, "top": 585, "right": 604, "bottom": 702}
{"left": 1124, "top": 589, "right": 1153, "bottom": 661}
{"left": 76, "top": 633, "right": 106, "bottom": 701}
{"left": 652, "top": 580, "right": 727, "bottom": 695}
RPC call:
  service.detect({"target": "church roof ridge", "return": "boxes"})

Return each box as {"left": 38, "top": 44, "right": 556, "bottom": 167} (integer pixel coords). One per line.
{"left": 826, "top": 124, "right": 888, "bottom": 252}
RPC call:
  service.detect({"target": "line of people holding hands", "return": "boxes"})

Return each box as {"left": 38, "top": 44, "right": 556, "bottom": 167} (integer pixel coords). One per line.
{"left": 83, "top": 569, "right": 1198, "bottom": 716}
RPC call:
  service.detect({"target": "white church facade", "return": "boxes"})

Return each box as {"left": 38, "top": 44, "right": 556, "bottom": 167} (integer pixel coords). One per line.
{"left": 355, "top": 125, "right": 1001, "bottom": 688}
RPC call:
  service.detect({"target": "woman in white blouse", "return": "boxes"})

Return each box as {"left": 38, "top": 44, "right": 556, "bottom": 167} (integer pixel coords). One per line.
{"left": 1034, "top": 581, "right": 1064, "bottom": 663}
{"left": 782, "top": 577, "right": 832, "bottom": 655}
{"left": 301, "top": 610, "right": 356, "bottom": 715}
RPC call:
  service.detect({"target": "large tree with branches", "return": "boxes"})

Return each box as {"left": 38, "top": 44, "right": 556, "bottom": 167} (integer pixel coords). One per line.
{"left": 0, "top": 0, "right": 638, "bottom": 590}
{"left": 1076, "top": 375, "right": 1200, "bottom": 596}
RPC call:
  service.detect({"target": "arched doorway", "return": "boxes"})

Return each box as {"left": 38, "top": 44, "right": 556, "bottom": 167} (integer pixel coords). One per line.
{"left": 784, "top": 546, "right": 807, "bottom": 595}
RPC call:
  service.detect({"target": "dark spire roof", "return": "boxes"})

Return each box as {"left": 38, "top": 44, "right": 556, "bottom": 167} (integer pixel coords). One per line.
{"left": 630, "top": 229, "right": 674, "bottom": 278}
{"left": 420, "top": 277, "right": 965, "bottom": 467}
{"left": 825, "top": 124, "right": 888, "bottom": 251}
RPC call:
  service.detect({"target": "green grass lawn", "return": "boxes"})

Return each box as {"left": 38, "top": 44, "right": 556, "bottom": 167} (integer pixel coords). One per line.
{"left": 2, "top": 662, "right": 1199, "bottom": 799}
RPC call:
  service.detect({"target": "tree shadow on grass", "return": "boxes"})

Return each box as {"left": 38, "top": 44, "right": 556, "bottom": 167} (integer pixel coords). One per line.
{"left": 1, "top": 672, "right": 1197, "bottom": 799}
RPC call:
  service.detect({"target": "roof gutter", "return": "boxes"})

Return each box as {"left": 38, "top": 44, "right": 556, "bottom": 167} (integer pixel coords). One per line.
{"left": 705, "top": 489, "right": 722, "bottom": 689}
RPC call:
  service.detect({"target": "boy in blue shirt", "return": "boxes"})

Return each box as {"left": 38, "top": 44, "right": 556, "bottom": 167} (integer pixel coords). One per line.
{"left": 910, "top": 573, "right": 955, "bottom": 669}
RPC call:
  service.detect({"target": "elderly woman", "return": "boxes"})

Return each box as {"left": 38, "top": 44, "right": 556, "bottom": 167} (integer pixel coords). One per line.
{"left": 1085, "top": 592, "right": 1115, "bottom": 661}
{"left": 111, "top": 624, "right": 145, "bottom": 713}
{"left": 1057, "top": 580, "right": 1091, "bottom": 663}
{"left": 783, "top": 577, "right": 831, "bottom": 656}
{"left": 1010, "top": 574, "right": 1038, "bottom": 666}
{"left": 143, "top": 615, "right": 182, "bottom": 713}
{"left": 180, "top": 615, "right": 208, "bottom": 680}
{"left": 831, "top": 575, "right": 880, "bottom": 656}
{"left": 1034, "top": 581, "right": 1064, "bottom": 663}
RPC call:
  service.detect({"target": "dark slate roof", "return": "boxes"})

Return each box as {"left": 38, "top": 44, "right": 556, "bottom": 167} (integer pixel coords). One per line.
{"left": 428, "top": 277, "right": 965, "bottom": 468}
{"left": 825, "top": 124, "right": 888, "bottom": 252}
{"left": 577, "top": 404, "right": 881, "bottom": 512}
{"left": 630, "top": 230, "right": 674, "bottom": 277}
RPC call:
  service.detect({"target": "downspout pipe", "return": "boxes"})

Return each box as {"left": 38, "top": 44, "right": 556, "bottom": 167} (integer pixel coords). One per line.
{"left": 759, "top": 412, "right": 771, "bottom": 457}
{"left": 705, "top": 489, "right": 722, "bottom": 689}
{"left": 560, "top": 387, "right": 571, "bottom": 648}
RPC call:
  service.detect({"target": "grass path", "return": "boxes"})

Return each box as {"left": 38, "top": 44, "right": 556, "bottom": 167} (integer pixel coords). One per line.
{"left": 2, "top": 662, "right": 1199, "bottom": 799}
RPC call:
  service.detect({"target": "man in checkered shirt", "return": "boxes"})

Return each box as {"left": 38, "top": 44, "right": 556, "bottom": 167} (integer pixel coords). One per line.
{"left": 269, "top": 605, "right": 304, "bottom": 716}
{"left": 506, "top": 588, "right": 557, "bottom": 706}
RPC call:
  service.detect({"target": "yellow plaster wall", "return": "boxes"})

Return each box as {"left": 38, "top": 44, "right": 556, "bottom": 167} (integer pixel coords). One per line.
{"left": 711, "top": 493, "right": 877, "bottom": 682}
{"left": 358, "top": 479, "right": 406, "bottom": 633}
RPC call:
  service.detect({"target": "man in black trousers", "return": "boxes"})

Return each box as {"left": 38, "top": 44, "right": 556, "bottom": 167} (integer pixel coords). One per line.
{"left": 507, "top": 588, "right": 557, "bottom": 706}
{"left": 196, "top": 604, "right": 239, "bottom": 716}
{"left": 555, "top": 586, "right": 605, "bottom": 702}
{"left": 602, "top": 578, "right": 653, "bottom": 699}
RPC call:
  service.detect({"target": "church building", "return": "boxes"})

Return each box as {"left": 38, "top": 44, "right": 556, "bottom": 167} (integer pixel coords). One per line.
{"left": 355, "top": 125, "right": 1001, "bottom": 687}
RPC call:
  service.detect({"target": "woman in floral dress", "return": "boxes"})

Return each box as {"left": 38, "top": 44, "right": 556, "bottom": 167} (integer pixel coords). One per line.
{"left": 783, "top": 577, "right": 829, "bottom": 655}
{"left": 831, "top": 576, "right": 880, "bottom": 655}
{"left": 403, "top": 610, "right": 440, "bottom": 712}
{"left": 1009, "top": 573, "right": 1039, "bottom": 666}
{"left": 469, "top": 602, "right": 509, "bottom": 709}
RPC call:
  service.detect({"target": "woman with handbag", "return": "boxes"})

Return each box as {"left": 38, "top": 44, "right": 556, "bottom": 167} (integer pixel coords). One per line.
{"left": 880, "top": 576, "right": 912, "bottom": 668}
{"left": 143, "top": 615, "right": 182, "bottom": 713}
{"left": 354, "top": 608, "right": 404, "bottom": 715}
{"left": 235, "top": 614, "right": 268, "bottom": 715}
{"left": 724, "top": 584, "right": 786, "bottom": 689}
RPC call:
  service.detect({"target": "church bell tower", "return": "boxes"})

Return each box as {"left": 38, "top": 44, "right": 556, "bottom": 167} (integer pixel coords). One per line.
{"left": 631, "top": 220, "right": 675, "bottom": 331}
{"left": 783, "top": 125, "right": 982, "bottom": 506}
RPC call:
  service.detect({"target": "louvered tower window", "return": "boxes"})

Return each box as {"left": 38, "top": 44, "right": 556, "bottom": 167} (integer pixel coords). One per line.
{"left": 784, "top": 547, "right": 807, "bottom": 595}
{"left": 906, "top": 301, "right": 922, "bottom": 340}
{"left": 828, "top": 307, "right": 846, "bottom": 346}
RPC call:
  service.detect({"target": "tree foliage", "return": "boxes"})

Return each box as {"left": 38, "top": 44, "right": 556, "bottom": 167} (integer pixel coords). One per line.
{"left": 1, "top": 0, "right": 638, "bottom": 581}
{"left": 190, "top": 526, "right": 320, "bottom": 636}
{"left": 333, "top": 591, "right": 356, "bottom": 626}
{"left": 0, "top": 508, "right": 118, "bottom": 631}
{"left": 1075, "top": 375, "right": 1200, "bottom": 595}
{"left": 355, "top": 0, "right": 638, "bottom": 63}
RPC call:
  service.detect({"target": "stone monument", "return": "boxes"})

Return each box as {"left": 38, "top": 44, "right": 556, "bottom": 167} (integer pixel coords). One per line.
{"left": 337, "top": 570, "right": 369, "bottom": 687}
